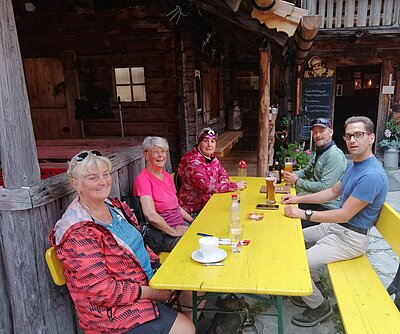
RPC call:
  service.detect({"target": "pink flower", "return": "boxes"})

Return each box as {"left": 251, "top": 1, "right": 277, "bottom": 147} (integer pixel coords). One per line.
{"left": 293, "top": 160, "right": 297, "bottom": 165}
{"left": 295, "top": 148, "right": 300, "bottom": 152}
{"left": 306, "top": 149, "right": 311, "bottom": 155}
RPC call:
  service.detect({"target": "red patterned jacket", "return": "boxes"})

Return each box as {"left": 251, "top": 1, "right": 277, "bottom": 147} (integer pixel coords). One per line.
{"left": 178, "top": 147, "right": 238, "bottom": 213}
{"left": 49, "top": 197, "right": 160, "bottom": 334}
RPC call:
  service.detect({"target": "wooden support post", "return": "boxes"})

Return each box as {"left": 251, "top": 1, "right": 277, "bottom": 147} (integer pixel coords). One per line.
{"left": 377, "top": 58, "right": 395, "bottom": 154}
{"left": 257, "top": 47, "right": 271, "bottom": 177}
{"left": 0, "top": 0, "right": 40, "bottom": 189}
{"left": 295, "top": 65, "right": 302, "bottom": 116}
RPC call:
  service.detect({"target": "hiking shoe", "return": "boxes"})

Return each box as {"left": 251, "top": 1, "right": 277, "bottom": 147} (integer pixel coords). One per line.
{"left": 290, "top": 281, "right": 325, "bottom": 308}
{"left": 291, "top": 299, "right": 333, "bottom": 327}
{"left": 290, "top": 296, "right": 307, "bottom": 307}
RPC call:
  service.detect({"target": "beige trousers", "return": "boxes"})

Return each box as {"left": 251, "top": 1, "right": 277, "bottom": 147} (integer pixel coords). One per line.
{"left": 302, "top": 223, "right": 369, "bottom": 309}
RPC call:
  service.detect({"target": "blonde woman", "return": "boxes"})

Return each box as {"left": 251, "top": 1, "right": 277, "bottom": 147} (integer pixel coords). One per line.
{"left": 49, "top": 150, "right": 194, "bottom": 334}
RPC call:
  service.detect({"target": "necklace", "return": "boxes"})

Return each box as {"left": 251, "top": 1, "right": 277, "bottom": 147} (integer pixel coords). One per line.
{"left": 82, "top": 202, "right": 113, "bottom": 227}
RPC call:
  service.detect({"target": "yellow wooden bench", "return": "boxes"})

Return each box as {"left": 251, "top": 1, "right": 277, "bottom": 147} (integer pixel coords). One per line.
{"left": 214, "top": 130, "right": 243, "bottom": 158}
{"left": 45, "top": 247, "right": 170, "bottom": 286}
{"left": 45, "top": 247, "right": 66, "bottom": 286}
{"left": 327, "top": 203, "right": 400, "bottom": 333}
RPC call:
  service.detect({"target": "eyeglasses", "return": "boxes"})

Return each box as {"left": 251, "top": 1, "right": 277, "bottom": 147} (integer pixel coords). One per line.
{"left": 75, "top": 150, "right": 102, "bottom": 162}
{"left": 342, "top": 132, "right": 370, "bottom": 141}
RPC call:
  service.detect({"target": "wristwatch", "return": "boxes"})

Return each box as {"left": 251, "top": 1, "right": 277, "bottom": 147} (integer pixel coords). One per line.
{"left": 305, "top": 209, "right": 313, "bottom": 222}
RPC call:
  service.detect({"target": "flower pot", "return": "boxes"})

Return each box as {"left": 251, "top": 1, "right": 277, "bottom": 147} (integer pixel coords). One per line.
{"left": 384, "top": 148, "right": 399, "bottom": 169}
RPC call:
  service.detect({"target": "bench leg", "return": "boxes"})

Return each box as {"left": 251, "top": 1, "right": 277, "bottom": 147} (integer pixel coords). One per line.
{"left": 387, "top": 263, "right": 400, "bottom": 310}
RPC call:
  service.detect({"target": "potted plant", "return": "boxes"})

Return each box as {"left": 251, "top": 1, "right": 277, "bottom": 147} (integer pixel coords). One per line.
{"left": 379, "top": 119, "right": 400, "bottom": 169}
{"left": 276, "top": 142, "right": 313, "bottom": 171}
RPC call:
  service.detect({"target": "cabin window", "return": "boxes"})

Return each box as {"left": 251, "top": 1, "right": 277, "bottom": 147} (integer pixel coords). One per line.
{"left": 114, "top": 67, "right": 147, "bottom": 102}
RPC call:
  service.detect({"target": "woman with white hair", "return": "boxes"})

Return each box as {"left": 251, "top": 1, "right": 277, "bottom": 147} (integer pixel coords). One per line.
{"left": 178, "top": 127, "right": 247, "bottom": 216}
{"left": 49, "top": 150, "right": 194, "bottom": 334}
{"left": 134, "top": 137, "right": 193, "bottom": 254}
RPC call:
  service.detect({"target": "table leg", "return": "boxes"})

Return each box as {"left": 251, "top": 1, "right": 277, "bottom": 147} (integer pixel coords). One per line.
{"left": 277, "top": 296, "right": 283, "bottom": 334}
{"left": 192, "top": 291, "right": 198, "bottom": 332}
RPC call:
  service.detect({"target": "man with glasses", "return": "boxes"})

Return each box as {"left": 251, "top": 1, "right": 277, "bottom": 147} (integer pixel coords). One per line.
{"left": 281, "top": 118, "right": 347, "bottom": 228}
{"left": 282, "top": 116, "right": 388, "bottom": 327}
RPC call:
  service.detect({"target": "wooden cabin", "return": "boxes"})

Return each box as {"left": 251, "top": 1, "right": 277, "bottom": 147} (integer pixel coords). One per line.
{"left": 0, "top": 0, "right": 399, "bottom": 333}
{"left": 300, "top": 0, "right": 400, "bottom": 153}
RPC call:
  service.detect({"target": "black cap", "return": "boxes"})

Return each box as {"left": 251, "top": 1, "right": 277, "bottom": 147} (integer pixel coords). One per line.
{"left": 311, "top": 118, "right": 332, "bottom": 129}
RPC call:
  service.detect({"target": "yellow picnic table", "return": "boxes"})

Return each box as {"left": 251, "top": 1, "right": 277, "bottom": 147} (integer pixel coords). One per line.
{"left": 150, "top": 176, "right": 312, "bottom": 333}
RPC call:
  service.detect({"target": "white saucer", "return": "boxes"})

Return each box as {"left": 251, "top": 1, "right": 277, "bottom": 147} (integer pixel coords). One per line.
{"left": 191, "top": 249, "right": 227, "bottom": 264}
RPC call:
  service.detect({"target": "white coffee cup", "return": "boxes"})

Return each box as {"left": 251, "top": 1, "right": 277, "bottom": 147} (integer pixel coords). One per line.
{"left": 199, "top": 236, "right": 219, "bottom": 260}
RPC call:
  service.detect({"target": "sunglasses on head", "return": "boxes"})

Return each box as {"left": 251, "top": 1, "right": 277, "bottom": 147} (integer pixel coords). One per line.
{"left": 201, "top": 129, "right": 216, "bottom": 136}
{"left": 311, "top": 118, "right": 331, "bottom": 127}
{"left": 74, "top": 150, "right": 102, "bottom": 162}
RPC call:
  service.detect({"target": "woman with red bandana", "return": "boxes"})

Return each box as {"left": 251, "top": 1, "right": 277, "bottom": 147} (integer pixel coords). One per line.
{"left": 178, "top": 128, "right": 247, "bottom": 216}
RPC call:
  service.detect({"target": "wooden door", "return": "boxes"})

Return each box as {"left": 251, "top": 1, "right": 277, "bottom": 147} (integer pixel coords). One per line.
{"left": 23, "top": 58, "right": 70, "bottom": 139}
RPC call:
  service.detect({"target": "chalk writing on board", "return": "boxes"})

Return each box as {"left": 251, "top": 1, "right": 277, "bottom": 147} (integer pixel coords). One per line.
{"left": 301, "top": 77, "right": 334, "bottom": 118}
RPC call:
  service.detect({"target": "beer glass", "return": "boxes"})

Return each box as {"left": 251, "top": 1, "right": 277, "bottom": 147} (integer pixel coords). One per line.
{"left": 265, "top": 177, "right": 276, "bottom": 204}
{"left": 284, "top": 157, "right": 293, "bottom": 173}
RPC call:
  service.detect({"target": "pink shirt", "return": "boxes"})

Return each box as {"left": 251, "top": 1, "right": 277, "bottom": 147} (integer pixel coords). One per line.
{"left": 133, "top": 169, "right": 183, "bottom": 227}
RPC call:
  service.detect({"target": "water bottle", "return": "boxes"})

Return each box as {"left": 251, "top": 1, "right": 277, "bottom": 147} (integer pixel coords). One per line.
{"left": 229, "top": 194, "right": 243, "bottom": 253}
{"left": 238, "top": 160, "right": 247, "bottom": 183}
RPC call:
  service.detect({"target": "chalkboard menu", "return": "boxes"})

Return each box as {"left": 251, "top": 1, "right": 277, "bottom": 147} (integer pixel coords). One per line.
{"left": 301, "top": 77, "right": 334, "bottom": 118}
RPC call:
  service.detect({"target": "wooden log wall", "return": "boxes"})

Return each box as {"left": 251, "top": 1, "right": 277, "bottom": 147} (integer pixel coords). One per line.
{"left": 15, "top": 7, "right": 183, "bottom": 163}
{"left": 0, "top": 147, "right": 144, "bottom": 334}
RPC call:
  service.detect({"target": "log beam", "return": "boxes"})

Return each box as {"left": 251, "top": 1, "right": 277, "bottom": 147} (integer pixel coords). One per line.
{"left": 294, "top": 15, "right": 321, "bottom": 65}
{"left": 257, "top": 47, "right": 271, "bottom": 177}
{"left": 0, "top": 0, "right": 40, "bottom": 189}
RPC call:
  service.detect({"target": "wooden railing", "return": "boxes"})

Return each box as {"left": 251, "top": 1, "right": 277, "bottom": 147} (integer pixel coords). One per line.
{"left": 301, "top": 0, "right": 400, "bottom": 29}
{"left": 0, "top": 146, "right": 144, "bottom": 334}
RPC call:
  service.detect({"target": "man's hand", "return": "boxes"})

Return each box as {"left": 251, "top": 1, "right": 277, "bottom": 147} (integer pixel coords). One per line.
{"left": 284, "top": 205, "right": 303, "bottom": 218}
{"left": 281, "top": 170, "right": 298, "bottom": 185}
{"left": 281, "top": 194, "right": 298, "bottom": 204}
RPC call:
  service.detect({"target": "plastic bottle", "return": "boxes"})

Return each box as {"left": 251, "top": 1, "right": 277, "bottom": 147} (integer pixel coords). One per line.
{"left": 274, "top": 161, "right": 282, "bottom": 184}
{"left": 238, "top": 160, "right": 247, "bottom": 183}
{"left": 229, "top": 193, "right": 241, "bottom": 225}
{"left": 229, "top": 194, "right": 242, "bottom": 253}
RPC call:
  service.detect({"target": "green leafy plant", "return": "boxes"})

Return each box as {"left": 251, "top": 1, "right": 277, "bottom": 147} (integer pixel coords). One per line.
{"left": 379, "top": 119, "right": 400, "bottom": 150}
{"left": 276, "top": 142, "right": 313, "bottom": 171}
{"left": 279, "top": 116, "right": 292, "bottom": 128}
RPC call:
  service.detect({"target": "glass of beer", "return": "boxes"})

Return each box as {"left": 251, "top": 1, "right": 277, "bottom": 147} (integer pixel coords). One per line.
{"left": 284, "top": 157, "right": 293, "bottom": 173}
{"left": 265, "top": 177, "right": 276, "bottom": 204}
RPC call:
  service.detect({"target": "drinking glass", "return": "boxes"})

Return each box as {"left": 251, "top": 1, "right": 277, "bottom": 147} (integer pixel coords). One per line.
{"left": 229, "top": 224, "right": 243, "bottom": 253}
{"left": 265, "top": 177, "right": 276, "bottom": 204}
{"left": 284, "top": 157, "right": 293, "bottom": 173}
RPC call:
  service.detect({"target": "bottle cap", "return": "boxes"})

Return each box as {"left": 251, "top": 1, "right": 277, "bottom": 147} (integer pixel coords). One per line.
{"left": 238, "top": 160, "right": 247, "bottom": 168}
{"left": 232, "top": 194, "right": 238, "bottom": 199}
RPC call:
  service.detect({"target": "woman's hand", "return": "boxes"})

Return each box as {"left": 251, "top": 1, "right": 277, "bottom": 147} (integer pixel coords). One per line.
{"left": 141, "top": 286, "right": 176, "bottom": 302}
{"left": 170, "top": 225, "right": 188, "bottom": 237}
{"left": 236, "top": 181, "right": 247, "bottom": 190}
{"left": 281, "top": 171, "right": 298, "bottom": 185}
{"left": 284, "top": 205, "right": 303, "bottom": 218}
{"left": 281, "top": 194, "right": 297, "bottom": 204}
{"left": 153, "top": 289, "right": 176, "bottom": 302}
